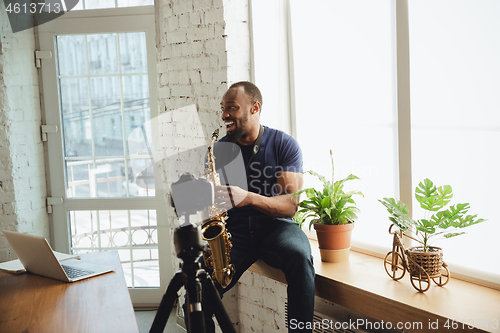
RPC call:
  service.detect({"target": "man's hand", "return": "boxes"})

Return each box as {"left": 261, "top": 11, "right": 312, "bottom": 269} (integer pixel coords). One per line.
{"left": 214, "top": 185, "right": 249, "bottom": 209}
{"left": 212, "top": 171, "right": 303, "bottom": 219}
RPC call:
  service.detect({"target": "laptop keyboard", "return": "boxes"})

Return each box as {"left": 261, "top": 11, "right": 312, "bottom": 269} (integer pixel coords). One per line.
{"left": 61, "top": 264, "right": 95, "bottom": 279}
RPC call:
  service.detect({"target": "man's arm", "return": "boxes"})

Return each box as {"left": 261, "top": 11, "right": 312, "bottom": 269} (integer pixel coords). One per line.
{"left": 216, "top": 171, "right": 303, "bottom": 218}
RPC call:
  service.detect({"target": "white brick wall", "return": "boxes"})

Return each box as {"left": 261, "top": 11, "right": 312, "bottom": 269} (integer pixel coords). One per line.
{"left": 238, "top": 271, "right": 288, "bottom": 332}
{"left": 154, "top": 1, "right": 292, "bottom": 332}
{"left": 155, "top": 0, "right": 241, "bottom": 330}
{"left": 156, "top": 0, "right": 229, "bottom": 266}
{"left": 0, "top": 8, "right": 50, "bottom": 261}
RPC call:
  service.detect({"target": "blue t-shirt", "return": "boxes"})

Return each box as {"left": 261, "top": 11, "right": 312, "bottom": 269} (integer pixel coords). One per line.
{"left": 214, "top": 126, "right": 303, "bottom": 220}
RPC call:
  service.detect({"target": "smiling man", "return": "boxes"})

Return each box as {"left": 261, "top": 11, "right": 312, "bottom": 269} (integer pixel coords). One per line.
{"left": 202, "top": 81, "right": 315, "bottom": 332}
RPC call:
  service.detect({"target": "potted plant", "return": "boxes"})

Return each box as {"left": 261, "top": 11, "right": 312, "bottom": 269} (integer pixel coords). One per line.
{"left": 293, "top": 150, "right": 363, "bottom": 262}
{"left": 379, "top": 178, "right": 486, "bottom": 277}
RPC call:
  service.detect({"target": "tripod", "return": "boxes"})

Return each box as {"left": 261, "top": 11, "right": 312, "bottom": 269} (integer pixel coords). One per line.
{"left": 149, "top": 220, "right": 236, "bottom": 333}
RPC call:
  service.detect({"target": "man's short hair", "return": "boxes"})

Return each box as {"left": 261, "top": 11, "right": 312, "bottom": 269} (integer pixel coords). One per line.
{"left": 229, "top": 81, "right": 263, "bottom": 110}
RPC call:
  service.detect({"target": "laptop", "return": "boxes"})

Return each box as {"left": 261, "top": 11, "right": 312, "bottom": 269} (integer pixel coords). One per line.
{"left": 2, "top": 230, "right": 115, "bottom": 282}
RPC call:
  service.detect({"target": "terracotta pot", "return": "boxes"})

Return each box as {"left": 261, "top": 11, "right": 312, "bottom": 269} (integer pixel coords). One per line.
{"left": 314, "top": 222, "right": 354, "bottom": 263}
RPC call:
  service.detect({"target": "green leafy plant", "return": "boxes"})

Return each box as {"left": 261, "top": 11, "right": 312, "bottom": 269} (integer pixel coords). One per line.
{"left": 293, "top": 211, "right": 307, "bottom": 229}
{"left": 292, "top": 150, "right": 363, "bottom": 230}
{"left": 379, "top": 178, "right": 486, "bottom": 252}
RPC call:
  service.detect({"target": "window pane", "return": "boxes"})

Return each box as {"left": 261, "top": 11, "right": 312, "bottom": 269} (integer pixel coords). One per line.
{"left": 66, "top": 160, "right": 92, "bottom": 198}
{"left": 90, "top": 76, "right": 124, "bottom": 157}
{"left": 117, "top": 0, "right": 154, "bottom": 8}
{"left": 252, "top": 0, "right": 290, "bottom": 132}
{"left": 290, "top": 0, "right": 397, "bottom": 250}
{"left": 70, "top": 210, "right": 159, "bottom": 287}
{"left": 119, "top": 32, "right": 148, "bottom": 74}
{"left": 95, "top": 159, "right": 125, "bottom": 197}
{"left": 409, "top": 0, "right": 500, "bottom": 280}
{"left": 127, "top": 158, "right": 155, "bottom": 197}
{"left": 84, "top": 0, "right": 116, "bottom": 10}
{"left": 87, "top": 34, "right": 119, "bottom": 76}
{"left": 73, "top": 0, "right": 153, "bottom": 10}
{"left": 60, "top": 78, "right": 91, "bottom": 158}
{"left": 56, "top": 33, "right": 154, "bottom": 199}
{"left": 57, "top": 35, "right": 86, "bottom": 76}
{"left": 122, "top": 74, "right": 154, "bottom": 197}
{"left": 122, "top": 75, "right": 150, "bottom": 150}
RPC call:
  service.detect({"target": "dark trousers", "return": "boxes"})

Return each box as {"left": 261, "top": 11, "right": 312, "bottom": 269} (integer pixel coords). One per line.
{"left": 187, "top": 216, "right": 315, "bottom": 333}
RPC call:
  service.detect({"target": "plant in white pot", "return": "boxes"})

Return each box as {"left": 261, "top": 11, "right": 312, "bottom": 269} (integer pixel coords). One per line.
{"left": 293, "top": 151, "right": 363, "bottom": 262}
{"left": 379, "top": 178, "right": 486, "bottom": 280}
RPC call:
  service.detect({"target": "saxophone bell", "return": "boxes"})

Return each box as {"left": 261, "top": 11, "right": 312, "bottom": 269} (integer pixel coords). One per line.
{"left": 201, "top": 218, "right": 235, "bottom": 288}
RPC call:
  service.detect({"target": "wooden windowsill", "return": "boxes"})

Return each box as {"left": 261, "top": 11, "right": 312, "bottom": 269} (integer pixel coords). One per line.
{"left": 248, "top": 239, "right": 500, "bottom": 333}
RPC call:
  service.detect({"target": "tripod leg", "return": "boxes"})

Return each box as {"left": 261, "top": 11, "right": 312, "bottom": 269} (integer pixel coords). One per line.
{"left": 198, "top": 271, "right": 236, "bottom": 333}
{"left": 149, "top": 271, "right": 185, "bottom": 333}
{"left": 185, "top": 274, "right": 207, "bottom": 333}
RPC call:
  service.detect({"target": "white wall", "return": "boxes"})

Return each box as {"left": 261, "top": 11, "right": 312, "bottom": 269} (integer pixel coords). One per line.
{"left": 238, "top": 271, "right": 288, "bottom": 332}
{"left": 0, "top": 6, "right": 50, "bottom": 261}
{"left": 154, "top": 0, "right": 293, "bottom": 332}
{"left": 155, "top": 0, "right": 247, "bottom": 330}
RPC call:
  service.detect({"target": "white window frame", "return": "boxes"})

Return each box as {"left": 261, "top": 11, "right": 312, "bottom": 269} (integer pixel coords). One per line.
{"left": 36, "top": 5, "right": 173, "bottom": 306}
{"left": 249, "top": 0, "right": 499, "bottom": 288}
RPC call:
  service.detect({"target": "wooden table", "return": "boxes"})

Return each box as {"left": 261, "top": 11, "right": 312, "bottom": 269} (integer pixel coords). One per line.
{"left": 0, "top": 251, "right": 139, "bottom": 333}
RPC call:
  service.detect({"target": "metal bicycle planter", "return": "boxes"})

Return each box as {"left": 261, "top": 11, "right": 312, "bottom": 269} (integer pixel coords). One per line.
{"left": 384, "top": 225, "right": 450, "bottom": 292}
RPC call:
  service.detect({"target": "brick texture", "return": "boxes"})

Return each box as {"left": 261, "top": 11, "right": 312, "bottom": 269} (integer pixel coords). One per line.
{"left": 155, "top": 0, "right": 253, "bottom": 331}
{"left": 238, "top": 271, "right": 288, "bottom": 332}
{"left": 155, "top": 0, "right": 232, "bottom": 330}
{"left": 0, "top": 8, "right": 50, "bottom": 262}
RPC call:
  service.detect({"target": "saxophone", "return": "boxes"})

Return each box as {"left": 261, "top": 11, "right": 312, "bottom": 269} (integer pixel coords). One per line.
{"left": 201, "top": 129, "right": 235, "bottom": 288}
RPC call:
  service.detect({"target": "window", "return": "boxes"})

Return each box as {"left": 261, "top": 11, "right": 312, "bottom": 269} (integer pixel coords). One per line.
{"left": 57, "top": 32, "right": 153, "bottom": 198}
{"left": 73, "top": 0, "right": 153, "bottom": 11}
{"left": 408, "top": 0, "right": 500, "bottom": 281}
{"left": 251, "top": 0, "right": 292, "bottom": 133}
{"left": 289, "top": 0, "right": 397, "bottom": 253}
{"left": 252, "top": 0, "right": 500, "bottom": 285}
{"left": 70, "top": 209, "right": 159, "bottom": 287}
{"left": 38, "top": 5, "right": 171, "bottom": 305}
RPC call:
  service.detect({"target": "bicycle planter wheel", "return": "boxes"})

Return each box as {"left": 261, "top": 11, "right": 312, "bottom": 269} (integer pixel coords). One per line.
{"left": 431, "top": 263, "right": 450, "bottom": 287}
{"left": 409, "top": 266, "right": 431, "bottom": 292}
{"left": 384, "top": 250, "right": 406, "bottom": 281}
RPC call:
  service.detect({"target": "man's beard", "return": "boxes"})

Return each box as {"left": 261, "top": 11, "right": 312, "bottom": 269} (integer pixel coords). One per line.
{"left": 225, "top": 125, "right": 245, "bottom": 143}
{"left": 225, "top": 114, "right": 249, "bottom": 143}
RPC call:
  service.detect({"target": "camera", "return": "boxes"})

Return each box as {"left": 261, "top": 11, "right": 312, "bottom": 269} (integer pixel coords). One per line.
{"left": 171, "top": 173, "right": 214, "bottom": 216}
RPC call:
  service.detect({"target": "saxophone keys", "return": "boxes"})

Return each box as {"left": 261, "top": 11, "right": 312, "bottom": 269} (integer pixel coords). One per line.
{"left": 203, "top": 248, "right": 213, "bottom": 269}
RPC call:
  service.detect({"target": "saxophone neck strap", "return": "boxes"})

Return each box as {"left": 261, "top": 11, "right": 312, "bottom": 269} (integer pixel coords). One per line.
{"left": 252, "top": 125, "right": 264, "bottom": 155}
{"left": 242, "top": 125, "right": 264, "bottom": 174}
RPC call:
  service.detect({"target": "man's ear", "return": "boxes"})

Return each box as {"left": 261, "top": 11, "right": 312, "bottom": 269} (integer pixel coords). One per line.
{"left": 252, "top": 102, "right": 261, "bottom": 114}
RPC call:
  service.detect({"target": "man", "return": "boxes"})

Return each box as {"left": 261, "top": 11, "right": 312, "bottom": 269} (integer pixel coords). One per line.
{"left": 202, "top": 81, "right": 315, "bottom": 332}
